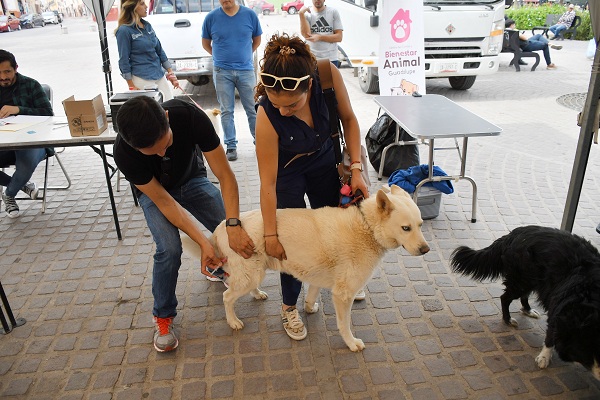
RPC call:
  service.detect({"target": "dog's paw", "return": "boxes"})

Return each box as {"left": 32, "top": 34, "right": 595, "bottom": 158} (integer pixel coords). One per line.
{"left": 535, "top": 345, "right": 553, "bottom": 369}
{"left": 347, "top": 338, "right": 366, "bottom": 352}
{"left": 251, "top": 289, "right": 268, "bottom": 300}
{"left": 521, "top": 308, "right": 541, "bottom": 319}
{"left": 227, "top": 317, "right": 244, "bottom": 330}
{"left": 305, "top": 302, "right": 319, "bottom": 314}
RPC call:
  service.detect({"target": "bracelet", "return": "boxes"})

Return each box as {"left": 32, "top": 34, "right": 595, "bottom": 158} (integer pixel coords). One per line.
{"left": 263, "top": 234, "right": 278, "bottom": 237}
{"left": 350, "top": 161, "right": 361, "bottom": 165}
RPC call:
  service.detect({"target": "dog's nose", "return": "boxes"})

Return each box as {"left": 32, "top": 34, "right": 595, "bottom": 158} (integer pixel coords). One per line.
{"left": 420, "top": 244, "right": 430, "bottom": 254}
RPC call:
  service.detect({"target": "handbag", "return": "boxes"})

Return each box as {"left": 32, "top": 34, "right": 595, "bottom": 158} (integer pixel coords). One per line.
{"left": 317, "top": 59, "right": 371, "bottom": 188}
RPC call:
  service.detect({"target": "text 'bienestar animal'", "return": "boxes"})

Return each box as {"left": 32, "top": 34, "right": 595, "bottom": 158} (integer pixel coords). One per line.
{"left": 183, "top": 185, "right": 430, "bottom": 351}
{"left": 451, "top": 225, "right": 600, "bottom": 379}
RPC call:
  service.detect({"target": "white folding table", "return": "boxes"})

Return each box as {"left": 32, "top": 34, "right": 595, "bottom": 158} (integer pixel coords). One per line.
{"left": 0, "top": 117, "right": 123, "bottom": 238}
{"left": 374, "top": 94, "right": 502, "bottom": 222}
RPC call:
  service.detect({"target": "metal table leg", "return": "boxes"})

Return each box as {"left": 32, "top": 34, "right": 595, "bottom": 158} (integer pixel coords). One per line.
{"left": 0, "top": 281, "right": 26, "bottom": 334}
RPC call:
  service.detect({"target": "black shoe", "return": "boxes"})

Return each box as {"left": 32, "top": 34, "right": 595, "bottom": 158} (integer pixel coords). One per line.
{"left": 518, "top": 59, "right": 528, "bottom": 65}
{"left": 596, "top": 223, "right": 600, "bottom": 234}
{"left": 226, "top": 148, "right": 238, "bottom": 161}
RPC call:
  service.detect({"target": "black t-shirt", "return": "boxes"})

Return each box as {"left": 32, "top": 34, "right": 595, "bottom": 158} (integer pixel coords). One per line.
{"left": 114, "top": 99, "right": 221, "bottom": 192}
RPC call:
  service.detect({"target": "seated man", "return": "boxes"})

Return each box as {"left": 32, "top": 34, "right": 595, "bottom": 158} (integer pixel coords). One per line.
{"left": 114, "top": 96, "right": 255, "bottom": 352}
{"left": 0, "top": 49, "right": 53, "bottom": 218}
{"left": 548, "top": 4, "right": 576, "bottom": 39}
{"left": 505, "top": 19, "right": 561, "bottom": 70}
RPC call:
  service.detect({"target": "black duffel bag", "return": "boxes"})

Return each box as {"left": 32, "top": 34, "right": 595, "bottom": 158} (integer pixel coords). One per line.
{"left": 365, "top": 113, "right": 420, "bottom": 177}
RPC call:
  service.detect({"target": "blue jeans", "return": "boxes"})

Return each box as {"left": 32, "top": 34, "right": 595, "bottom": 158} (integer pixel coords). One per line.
{"left": 549, "top": 23, "right": 567, "bottom": 38}
{"left": 212, "top": 67, "right": 257, "bottom": 149}
{"left": 276, "top": 146, "right": 340, "bottom": 306}
{"left": 0, "top": 148, "right": 46, "bottom": 197}
{"left": 522, "top": 34, "right": 552, "bottom": 65}
{"left": 138, "top": 176, "right": 226, "bottom": 318}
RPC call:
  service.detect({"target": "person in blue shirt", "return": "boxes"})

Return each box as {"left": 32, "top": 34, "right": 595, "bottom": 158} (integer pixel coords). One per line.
{"left": 202, "top": 0, "right": 262, "bottom": 161}
{"left": 115, "top": 0, "right": 179, "bottom": 100}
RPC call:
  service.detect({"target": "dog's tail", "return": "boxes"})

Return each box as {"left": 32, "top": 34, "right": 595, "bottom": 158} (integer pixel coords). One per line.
{"left": 450, "top": 244, "right": 505, "bottom": 282}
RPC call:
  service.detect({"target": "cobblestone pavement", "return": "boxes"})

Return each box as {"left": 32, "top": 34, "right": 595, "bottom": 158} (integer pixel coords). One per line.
{"left": 2, "top": 15, "right": 600, "bottom": 400}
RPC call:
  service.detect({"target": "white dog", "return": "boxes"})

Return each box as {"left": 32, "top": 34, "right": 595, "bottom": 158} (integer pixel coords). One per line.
{"left": 182, "top": 185, "right": 430, "bottom": 351}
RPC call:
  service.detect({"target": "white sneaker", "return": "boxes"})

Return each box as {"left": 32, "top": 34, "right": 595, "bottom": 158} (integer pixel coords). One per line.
{"left": 354, "top": 289, "right": 366, "bottom": 301}
{"left": 281, "top": 307, "right": 307, "bottom": 340}
{"left": 205, "top": 274, "right": 229, "bottom": 288}
{"left": 547, "top": 31, "right": 555, "bottom": 39}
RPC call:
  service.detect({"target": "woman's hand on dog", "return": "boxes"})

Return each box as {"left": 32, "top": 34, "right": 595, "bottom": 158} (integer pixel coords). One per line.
{"left": 227, "top": 227, "right": 255, "bottom": 259}
{"left": 351, "top": 173, "right": 370, "bottom": 199}
{"left": 265, "top": 237, "right": 287, "bottom": 261}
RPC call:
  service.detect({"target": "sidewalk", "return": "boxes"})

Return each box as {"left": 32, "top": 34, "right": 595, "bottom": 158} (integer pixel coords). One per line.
{"left": 1, "top": 20, "right": 600, "bottom": 399}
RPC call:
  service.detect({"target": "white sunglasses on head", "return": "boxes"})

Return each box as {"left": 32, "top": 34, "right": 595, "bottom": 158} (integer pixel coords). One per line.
{"left": 259, "top": 73, "right": 310, "bottom": 91}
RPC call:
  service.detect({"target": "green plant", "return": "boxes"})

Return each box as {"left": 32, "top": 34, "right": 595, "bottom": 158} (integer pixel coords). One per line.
{"left": 506, "top": 5, "right": 592, "bottom": 40}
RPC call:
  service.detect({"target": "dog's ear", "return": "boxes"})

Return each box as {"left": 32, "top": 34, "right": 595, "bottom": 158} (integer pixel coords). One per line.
{"left": 390, "top": 184, "right": 412, "bottom": 199}
{"left": 376, "top": 189, "right": 394, "bottom": 216}
{"left": 380, "top": 185, "right": 391, "bottom": 194}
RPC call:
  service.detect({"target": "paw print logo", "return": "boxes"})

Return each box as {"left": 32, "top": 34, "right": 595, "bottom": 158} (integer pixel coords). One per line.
{"left": 390, "top": 9, "right": 412, "bottom": 43}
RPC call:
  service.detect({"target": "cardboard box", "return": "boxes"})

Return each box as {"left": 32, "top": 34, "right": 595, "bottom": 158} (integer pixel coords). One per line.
{"left": 62, "top": 94, "right": 108, "bottom": 136}
{"left": 109, "top": 91, "right": 163, "bottom": 133}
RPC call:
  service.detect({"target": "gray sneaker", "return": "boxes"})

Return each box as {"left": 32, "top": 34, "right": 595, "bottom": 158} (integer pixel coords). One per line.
{"left": 22, "top": 181, "right": 38, "bottom": 200}
{"left": 2, "top": 193, "right": 20, "bottom": 218}
{"left": 153, "top": 316, "right": 178, "bottom": 352}
{"left": 226, "top": 148, "right": 238, "bottom": 161}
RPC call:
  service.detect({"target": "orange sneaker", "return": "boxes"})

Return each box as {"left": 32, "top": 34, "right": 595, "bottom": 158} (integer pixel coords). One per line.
{"left": 547, "top": 64, "right": 557, "bottom": 70}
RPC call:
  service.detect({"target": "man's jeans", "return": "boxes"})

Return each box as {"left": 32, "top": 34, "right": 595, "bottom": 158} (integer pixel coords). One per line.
{"left": 549, "top": 23, "right": 567, "bottom": 38}
{"left": 138, "top": 176, "right": 226, "bottom": 318}
{"left": 522, "top": 34, "right": 551, "bottom": 66}
{"left": 213, "top": 67, "right": 257, "bottom": 150}
{"left": 0, "top": 148, "right": 46, "bottom": 197}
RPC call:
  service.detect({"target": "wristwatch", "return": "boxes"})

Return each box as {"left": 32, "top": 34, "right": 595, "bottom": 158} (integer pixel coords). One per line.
{"left": 349, "top": 163, "right": 363, "bottom": 172}
{"left": 225, "top": 218, "right": 242, "bottom": 227}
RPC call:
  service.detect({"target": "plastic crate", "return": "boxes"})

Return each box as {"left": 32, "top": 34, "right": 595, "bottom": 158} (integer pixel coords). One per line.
{"left": 416, "top": 186, "right": 442, "bottom": 220}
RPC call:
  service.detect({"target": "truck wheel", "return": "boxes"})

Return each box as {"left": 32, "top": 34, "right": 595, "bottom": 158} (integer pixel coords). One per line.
{"left": 358, "top": 67, "right": 379, "bottom": 94}
{"left": 188, "top": 76, "right": 210, "bottom": 86}
{"left": 449, "top": 76, "right": 476, "bottom": 90}
{"left": 263, "top": 9, "right": 270, "bottom": 15}
{"left": 288, "top": 7, "right": 297, "bottom": 14}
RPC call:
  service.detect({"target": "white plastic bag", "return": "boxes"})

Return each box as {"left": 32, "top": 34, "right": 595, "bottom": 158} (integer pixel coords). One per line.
{"left": 586, "top": 38, "right": 596, "bottom": 60}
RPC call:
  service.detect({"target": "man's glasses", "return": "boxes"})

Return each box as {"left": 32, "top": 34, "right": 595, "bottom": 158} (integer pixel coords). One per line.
{"left": 160, "top": 156, "right": 171, "bottom": 186}
{"left": 259, "top": 73, "right": 310, "bottom": 91}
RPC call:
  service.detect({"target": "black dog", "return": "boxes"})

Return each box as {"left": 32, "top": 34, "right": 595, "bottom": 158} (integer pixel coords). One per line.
{"left": 450, "top": 225, "right": 600, "bottom": 379}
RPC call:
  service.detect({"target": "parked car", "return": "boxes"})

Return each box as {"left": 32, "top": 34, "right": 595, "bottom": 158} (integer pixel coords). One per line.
{"left": 0, "top": 15, "right": 21, "bottom": 32}
{"left": 20, "top": 13, "right": 45, "bottom": 28}
{"left": 41, "top": 11, "right": 59, "bottom": 24}
{"left": 53, "top": 10, "right": 63, "bottom": 23}
{"left": 281, "top": 0, "right": 304, "bottom": 14}
{"left": 248, "top": 0, "right": 275, "bottom": 15}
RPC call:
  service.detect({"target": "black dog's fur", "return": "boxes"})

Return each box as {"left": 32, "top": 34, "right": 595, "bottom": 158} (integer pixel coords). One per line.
{"left": 450, "top": 225, "right": 600, "bottom": 377}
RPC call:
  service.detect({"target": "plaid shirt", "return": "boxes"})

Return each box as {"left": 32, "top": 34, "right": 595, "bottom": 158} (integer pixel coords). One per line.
{"left": 558, "top": 10, "right": 576, "bottom": 28}
{"left": 0, "top": 73, "right": 53, "bottom": 116}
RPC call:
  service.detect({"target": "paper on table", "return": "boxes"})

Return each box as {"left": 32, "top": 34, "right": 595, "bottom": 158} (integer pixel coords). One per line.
{"left": 0, "top": 115, "right": 50, "bottom": 131}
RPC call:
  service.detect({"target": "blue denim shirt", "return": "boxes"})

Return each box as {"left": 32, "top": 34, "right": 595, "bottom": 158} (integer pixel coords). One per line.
{"left": 116, "top": 19, "right": 171, "bottom": 81}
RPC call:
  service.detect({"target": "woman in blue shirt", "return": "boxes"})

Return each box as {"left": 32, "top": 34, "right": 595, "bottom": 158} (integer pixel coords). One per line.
{"left": 115, "top": 0, "right": 179, "bottom": 100}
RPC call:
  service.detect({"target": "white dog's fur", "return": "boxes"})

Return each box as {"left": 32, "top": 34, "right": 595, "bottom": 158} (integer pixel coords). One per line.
{"left": 182, "top": 185, "right": 430, "bottom": 351}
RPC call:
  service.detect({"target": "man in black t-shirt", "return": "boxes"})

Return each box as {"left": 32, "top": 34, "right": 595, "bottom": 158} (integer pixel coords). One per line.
{"left": 114, "top": 96, "right": 254, "bottom": 353}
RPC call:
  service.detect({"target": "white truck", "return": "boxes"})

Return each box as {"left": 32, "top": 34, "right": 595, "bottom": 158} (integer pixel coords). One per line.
{"left": 330, "top": 0, "right": 506, "bottom": 93}
{"left": 146, "top": 0, "right": 228, "bottom": 86}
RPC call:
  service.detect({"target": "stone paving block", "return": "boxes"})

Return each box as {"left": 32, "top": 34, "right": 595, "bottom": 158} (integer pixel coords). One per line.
{"left": 497, "top": 374, "right": 529, "bottom": 396}
{"left": 340, "top": 374, "right": 367, "bottom": 393}
{"left": 438, "top": 380, "right": 468, "bottom": 399}
{"left": 531, "top": 375, "right": 564, "bottom": 396}
{"left": 72, "top": 353, "right": 97, "bottom": 369}
{"left": 64, "top": 371, "right": 91, "bottom": 391}
{"left": 148, "top": 387, "right": 172, "bottom": 400}
{"left": 461, "top": 369, "right": 494, "bottom": 391}
{"left": 93, "top": 369, "right": 120, "bottom": 389}
{"left": 424, "top": 358, "right": 455, "bottom": 377}
{"left": 368, "top": 366, "right": 396, "bottom": 385}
